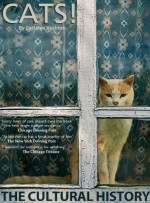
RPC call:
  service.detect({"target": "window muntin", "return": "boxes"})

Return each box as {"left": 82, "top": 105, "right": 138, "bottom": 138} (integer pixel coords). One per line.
{"left": 0, "top": 0, "right": 78, "bottom": 107}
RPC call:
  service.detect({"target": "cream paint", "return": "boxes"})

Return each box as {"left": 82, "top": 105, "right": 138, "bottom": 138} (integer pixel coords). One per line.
{"left": 3, "top": 3, "right": 68, "bottom": 24}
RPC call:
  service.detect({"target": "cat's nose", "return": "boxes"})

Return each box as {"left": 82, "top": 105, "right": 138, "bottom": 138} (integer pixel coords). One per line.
{"left": 113, "top": 102, "right": 119, "bottom": 106}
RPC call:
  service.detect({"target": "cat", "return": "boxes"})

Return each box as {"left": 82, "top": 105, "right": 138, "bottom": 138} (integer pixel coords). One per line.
{"left": 97, "top": 75, "right": 134, "bottom": 184}
{"left": 4, "top": 75, "right": 134, "bottom": 185}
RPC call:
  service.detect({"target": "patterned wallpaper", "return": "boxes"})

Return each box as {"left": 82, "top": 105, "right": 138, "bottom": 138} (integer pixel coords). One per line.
{"left": 117, "top": 119, "right": 150, "bottom": 182}
{"left": 97, "top": 0, "right": 150, "bottom": 183}
{"left": 0, "top": 0, "right": 77, "bottom": 107}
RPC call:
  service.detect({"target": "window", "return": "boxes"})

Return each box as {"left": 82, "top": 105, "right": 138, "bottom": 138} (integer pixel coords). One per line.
{"left": 96, "top": 0, "right": 150, "bottom": 185}
{"left": 0, "top": 0, "right": 80, "bottom": 187}
{"left": 0, "top": 0, "right": 150, "bottom": 202}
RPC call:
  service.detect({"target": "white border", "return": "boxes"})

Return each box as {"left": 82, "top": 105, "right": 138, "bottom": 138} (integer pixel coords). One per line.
{"left": 0, "top": 0, "right": 149, "bottom": 194}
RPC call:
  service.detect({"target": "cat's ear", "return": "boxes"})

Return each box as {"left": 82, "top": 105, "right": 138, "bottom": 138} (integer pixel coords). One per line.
{"left": 99, "top": 76, "right": 108, "bottom": 86}
{"left": 124, "top": 75, "right": 134, "bottom": 86}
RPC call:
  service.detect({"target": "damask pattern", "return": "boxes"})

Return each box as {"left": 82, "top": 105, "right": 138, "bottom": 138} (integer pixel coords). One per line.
{"left": 97, "top": 0, "right": 150, "bottom": 182}
{"left": 0, "top": 0, "right": 77, "bottom": 107}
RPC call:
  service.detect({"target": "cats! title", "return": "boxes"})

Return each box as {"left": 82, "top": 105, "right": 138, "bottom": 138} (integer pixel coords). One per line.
{"left": 2, "top": 3, "right": 76, "bottom": 24}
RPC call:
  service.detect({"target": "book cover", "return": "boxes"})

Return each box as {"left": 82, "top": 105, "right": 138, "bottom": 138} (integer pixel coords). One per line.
{"left": 0, "top": 0, "right": 150, "bottom": 203}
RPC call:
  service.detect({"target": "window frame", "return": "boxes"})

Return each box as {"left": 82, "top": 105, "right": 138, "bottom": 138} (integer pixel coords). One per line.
{"left": 0, "top": 0, "right": 97, "bottom": 190}
{"left": 0, "top": 0, "right": 149, "bottom": 193}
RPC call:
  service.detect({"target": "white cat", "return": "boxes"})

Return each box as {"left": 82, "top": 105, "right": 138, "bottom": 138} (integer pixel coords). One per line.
{"left": 97, "top": 75, "right": 134, "bottom": 184}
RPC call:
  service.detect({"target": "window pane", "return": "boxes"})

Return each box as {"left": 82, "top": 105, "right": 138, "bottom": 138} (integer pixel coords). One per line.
{"left": 97, "top": 118, "right": 150, "bottom": 185}
{"left": 97, "top": 0, "right": 150, "bottom": 106}
{"left": 0, "top": 116, "right": 78, "bottom": 184}
{"left": 0, "top": 0, "right": 77, "bottom": 107}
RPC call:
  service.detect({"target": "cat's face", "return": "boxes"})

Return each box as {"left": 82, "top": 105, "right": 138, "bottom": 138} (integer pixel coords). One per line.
{"left": 99, "top": 75, "right": 134, "bottom": 107}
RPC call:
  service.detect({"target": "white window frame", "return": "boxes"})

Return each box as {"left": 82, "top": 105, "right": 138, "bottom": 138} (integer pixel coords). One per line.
{"left": 0, "top": 0, "right": 150, "bottom": 199}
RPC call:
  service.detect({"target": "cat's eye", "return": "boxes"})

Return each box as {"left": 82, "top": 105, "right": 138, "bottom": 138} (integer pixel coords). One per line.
{"left": 105, "top": 94, "right": 112, "bottom": 98}
{"left": 120, "top": 94, "right": 127, "bottom": 98}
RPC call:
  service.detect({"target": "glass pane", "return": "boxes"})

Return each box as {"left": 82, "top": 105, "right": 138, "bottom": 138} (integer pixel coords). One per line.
{"left": 0, "top": 0, "right": 77, "bottom": 107}
{"left": 0, "top": 117, "right": 78, "bottom": 184}
{"left": 97, "top": 0, "right": 150, "bottom": 106}
{"left": 97, "top": 118, "right": 150, "bottom": 185}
